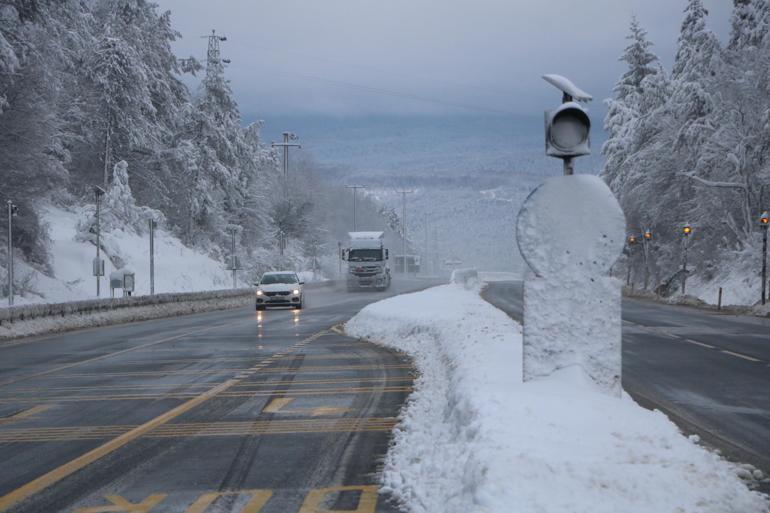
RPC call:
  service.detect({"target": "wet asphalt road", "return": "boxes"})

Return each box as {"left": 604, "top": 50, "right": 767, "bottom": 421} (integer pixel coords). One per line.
{"left": 483, "top": 281, "right": 770, "bottom": 491}
{"left": 0, "top": 279, "right": 439, "bottom": 513}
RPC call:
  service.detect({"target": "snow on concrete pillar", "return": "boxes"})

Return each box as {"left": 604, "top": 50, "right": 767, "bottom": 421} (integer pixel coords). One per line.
{"left": 516, "top": 174, "right": 625, "bottom": 396}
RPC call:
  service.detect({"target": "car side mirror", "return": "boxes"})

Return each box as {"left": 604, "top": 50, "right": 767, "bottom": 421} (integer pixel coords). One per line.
{"left": 299, "top": 281, "right": 305, "bottom": 285}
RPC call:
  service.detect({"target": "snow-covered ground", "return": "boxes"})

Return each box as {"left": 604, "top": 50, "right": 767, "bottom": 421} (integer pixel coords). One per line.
{"left": 346, "top": 283, "right": 769, "bottom": 513}
{"left": 8, "top": 205, "right": 231, "bottom": 306}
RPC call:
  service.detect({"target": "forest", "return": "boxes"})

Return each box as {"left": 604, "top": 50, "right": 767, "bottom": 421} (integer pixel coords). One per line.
{"left": 603, "top": 0, "right": 770, "bottom": 302}
{"left": 0, "top": 0, "right": 401, "bottom": 297}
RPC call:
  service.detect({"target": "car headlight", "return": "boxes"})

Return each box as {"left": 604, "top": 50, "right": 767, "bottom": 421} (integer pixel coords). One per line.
{"left": 256, "top": 290, "right": 263, "bottom": 296}
{"left": 293, "top": 289, "right": 300, "bottom": 295}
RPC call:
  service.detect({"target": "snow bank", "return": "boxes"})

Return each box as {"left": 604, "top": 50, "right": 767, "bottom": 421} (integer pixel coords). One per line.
{"left": 345, "top": 284, "right": 769, "bottom": 513}
{"left": 5, "top": 205, "right": 231, "bottom": 306}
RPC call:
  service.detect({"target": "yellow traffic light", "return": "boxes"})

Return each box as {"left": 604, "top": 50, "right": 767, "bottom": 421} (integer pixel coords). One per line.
{"left": 761, "top": 212, "right": 769, "bottom": 225}
{"left": 644, "top": 231, "right": 652, "bottom": 240}
{"left": 628, "top": 236, "right": 637, "bottom": 244}
{"left": 683, "top": 226, "right": 692, "bottom": 236}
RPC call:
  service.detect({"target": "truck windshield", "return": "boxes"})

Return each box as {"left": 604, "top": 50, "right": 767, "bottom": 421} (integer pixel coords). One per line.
{"left": 349, "top": 249, "right": 382, "bottom": 262}
{"left": 261, "top": 274, "right": 298, "bottom": 284}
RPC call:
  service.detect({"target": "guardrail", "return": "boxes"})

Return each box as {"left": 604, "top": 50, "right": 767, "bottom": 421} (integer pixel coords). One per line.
{"left": 0, "top": 280, "right": 338, "bottom": 327}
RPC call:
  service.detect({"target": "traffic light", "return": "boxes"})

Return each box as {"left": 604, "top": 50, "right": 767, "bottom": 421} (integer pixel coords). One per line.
{"left": 761, "top": 212, "right": 769, "bottom": 227}
{"left": 545, "top": 102, "right": 591, "bottom": 159}
{"left": 683, "top": 224, "right": 692, "bottom": 236}
{"left": 543, "top": 74, "right": 592, "bottom": 161}
{"left": 644, "top": 230, "right": 652, "bottom": 240}
{"left": 628, "top": 235, "right": 637, "bottom": 245}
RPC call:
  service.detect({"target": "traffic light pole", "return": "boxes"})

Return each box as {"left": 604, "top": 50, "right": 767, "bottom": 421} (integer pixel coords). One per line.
{"left": 95, "top": 189, "right": 102, "bottom": 297}
{"left": 563, "top": 157, "right": 574, "bottom": 176}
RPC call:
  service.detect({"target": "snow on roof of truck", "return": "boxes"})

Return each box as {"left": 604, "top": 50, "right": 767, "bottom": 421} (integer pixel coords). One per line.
{"left": 262, "top": 270, "right": 297, "bottom": 275}
{"left": 348, "top": 231, "right": 384, "bottom": 239}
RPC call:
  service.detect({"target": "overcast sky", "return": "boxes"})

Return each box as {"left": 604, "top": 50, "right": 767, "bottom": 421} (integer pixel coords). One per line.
{"left": 154, "top": 0, "right": 732, "bottom": 119}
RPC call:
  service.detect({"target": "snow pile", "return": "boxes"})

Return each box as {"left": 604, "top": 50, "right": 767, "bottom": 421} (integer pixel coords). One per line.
{"left": 346, "top": 284, "right": 769, "bottom": 513}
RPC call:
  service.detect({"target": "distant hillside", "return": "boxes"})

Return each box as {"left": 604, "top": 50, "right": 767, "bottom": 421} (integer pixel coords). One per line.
{"left": 258, "top": 114, "right": 607, "bottom": 271}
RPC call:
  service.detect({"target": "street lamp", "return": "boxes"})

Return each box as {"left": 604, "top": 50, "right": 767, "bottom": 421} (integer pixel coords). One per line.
{"left": 626, "top": 235, "right": 637, "bottom": 287}
{"left": 642, "top": 229, "right": 653, "bottom": 290}
{"left": 681, "top": 223, "right": 692, "bottom": 295}
{"left": 6, "top": 200, "right": 18, "bottom": 306}
{"left": 760, "top": 212, "right": 769, "bottom": 305}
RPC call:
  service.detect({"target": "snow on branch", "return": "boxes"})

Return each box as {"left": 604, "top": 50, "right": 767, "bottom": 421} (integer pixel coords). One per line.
{"left": 680, "top": 172, "right": 748, "bottom": 191}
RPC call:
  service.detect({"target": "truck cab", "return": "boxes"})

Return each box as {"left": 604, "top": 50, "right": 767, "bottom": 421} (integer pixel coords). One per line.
{"left": 343, "top": 232, "right": 391, "bottom": 291}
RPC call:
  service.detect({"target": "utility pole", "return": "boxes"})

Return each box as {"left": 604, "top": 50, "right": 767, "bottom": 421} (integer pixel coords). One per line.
{"left": 345, "top": 185, "right": 366, "bottom": 231}
{"left": 272, "top": 132, "right": 301, "bottom": 201}
{"left": 338, "top": 241, "right": 343, "bottom": 278}
{"left": 149, "top": 218, "right": 156, "bottom": 295}
{"left": 397, "top": 190, "right": 414, "bottom": 274}
{"left": 226, "top": 227, "right": 238, "bottom": 289}
{"left": 6, "top": 200, "right": 17, "bottom": 306}
{"left": 424, "top": 215, "right": 429, "bottom": 276}
{"left": 272, "top": 132, "right": 301, "bottom": 256}
{"left": 761, "top": 212, "right": 769, "bottom": 304}
{"left": 93, "top": 186, "right": 106, "bottom": 297}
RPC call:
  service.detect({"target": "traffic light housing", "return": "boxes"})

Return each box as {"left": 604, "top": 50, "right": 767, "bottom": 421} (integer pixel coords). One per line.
{"left": 761, "top": 212, "right": 769, "bottom": 226}
{"left": 644, "top": 230, "right": 652, "bottom": 240}
{"left": 545, "top": 102, "right": 591, "bottom": 159}
{"left": 683, "top": 224, "right": 692, "bottom": 236}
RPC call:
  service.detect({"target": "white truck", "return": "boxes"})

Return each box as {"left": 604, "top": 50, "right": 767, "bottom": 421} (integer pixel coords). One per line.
{"left": 342, "top": 231, "right": 392, "bottom": 291}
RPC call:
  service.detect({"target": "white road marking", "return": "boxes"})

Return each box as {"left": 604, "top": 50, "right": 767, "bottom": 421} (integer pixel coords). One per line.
{"left": 721, "top": 350, "right": 762, "bottom": 363}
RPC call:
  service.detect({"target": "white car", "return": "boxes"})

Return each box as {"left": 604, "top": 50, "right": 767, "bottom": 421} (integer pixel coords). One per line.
{"left": 255, "top": 271, "right": 304, "bottom": 310}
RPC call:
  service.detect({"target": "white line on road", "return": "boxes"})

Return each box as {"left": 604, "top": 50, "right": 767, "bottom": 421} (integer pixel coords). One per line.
{"left": 684, "top": 339, "right": 716, "bottom": 349}
{"left": 720, "top": 350, "right": 762, "bottom": 363}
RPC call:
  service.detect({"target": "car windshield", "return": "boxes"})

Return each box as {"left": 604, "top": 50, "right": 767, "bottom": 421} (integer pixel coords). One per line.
{"left": 349, "top": 249, "right": 382, "bottom": 262}
{"left": 261, "top": 273, "right": 298, "bottom": 285}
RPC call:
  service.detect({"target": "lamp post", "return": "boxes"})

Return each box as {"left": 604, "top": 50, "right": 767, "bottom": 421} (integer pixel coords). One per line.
{"left": 93, "top": 185, "right": 106, "bottom": 297}
{"left": 149, "top": 218, "right": 157, "bottom": 295}
{"left": 6, "top": 200, "right": 17, "bottom": 306}
{"left": 626, "top": 235, "right": 637, "bottom": 287}
{"left": 642, "top": 229, "right": 653, "bottom": 290}
{"left": 759, "top": 211, "right": 770, "bottom": 305}
{"left": 681, "top": 223, "right": 692, "bottom": 295}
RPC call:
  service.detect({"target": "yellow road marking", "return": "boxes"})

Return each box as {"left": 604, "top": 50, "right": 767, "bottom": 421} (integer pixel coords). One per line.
{"left": 0, "top": 320, "right": 251, "bottom": 388}
{"left": 0, "top": 404, "right": 52, "bottom": 426}
{"left": 330, "top": 324, "right": 346, "bottom": 335}
{"left": 0, "top": 329, "right": 327, "bottom": 512}
{"left": 721, "top": 350, "right": 762, "bottom": 362}
{"left": 0, "top": 386, "right": 414, "bottom": 404}
{"left": 75, "top": 494, "right": 166, "bottom": 513}
{"left": 5, "top": 376, "right": 413, "bottom": 395}
{"left": 0, "top": 418, "right": 399, "bottom": 442}
{"left": 308, "top": 407, "right": 352, "bottom": 417}
{"left": 184, "top": 490, "right": 272, "bottom": 513}
{"left": 299, "top": 485, "right": 378, "bottom": 513}
{"left": 262, "top": 397, "right": 294, "bottom": 413}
